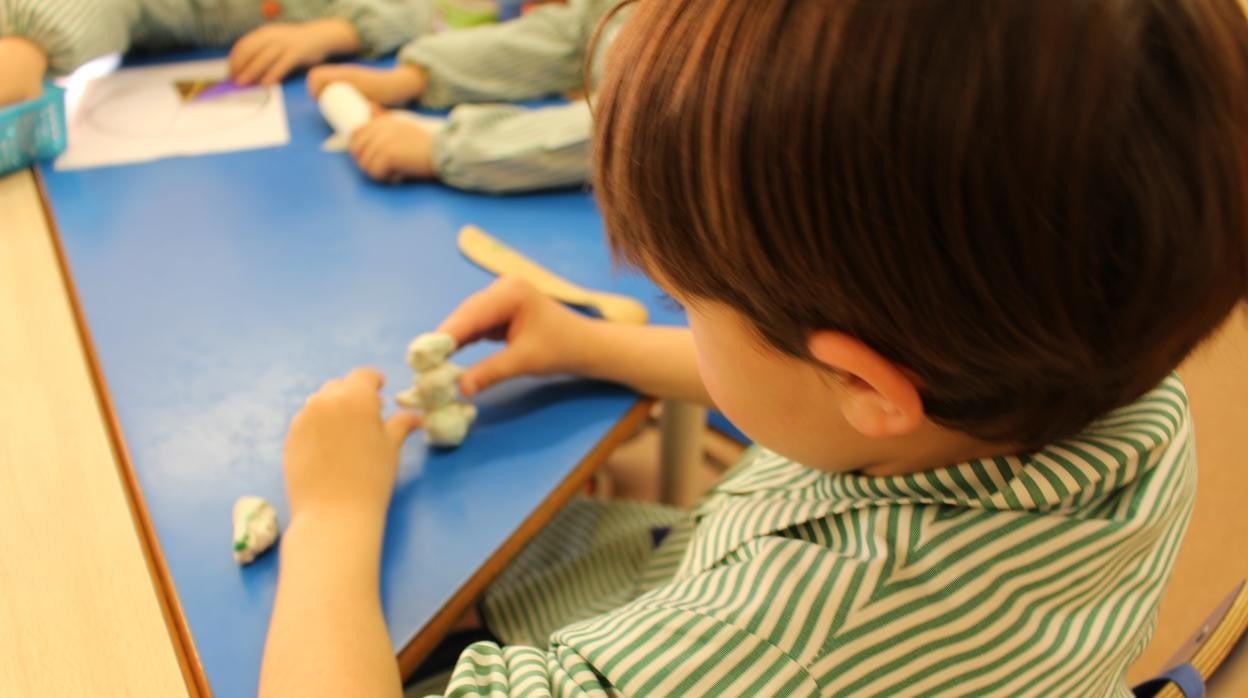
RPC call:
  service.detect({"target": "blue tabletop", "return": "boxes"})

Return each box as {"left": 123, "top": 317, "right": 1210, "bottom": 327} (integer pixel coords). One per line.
{"left": 40, "top": 56, "right": 682, "bottom": 697}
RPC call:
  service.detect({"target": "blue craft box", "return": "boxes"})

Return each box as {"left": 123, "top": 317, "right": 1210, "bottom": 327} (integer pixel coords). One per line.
{"left": 0, "top": 83, "right": 67, "bottom": 175}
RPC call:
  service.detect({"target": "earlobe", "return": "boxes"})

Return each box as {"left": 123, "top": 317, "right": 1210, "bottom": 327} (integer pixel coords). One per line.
{"left": 808, "top": 331, "right": 925, "bottom": 438}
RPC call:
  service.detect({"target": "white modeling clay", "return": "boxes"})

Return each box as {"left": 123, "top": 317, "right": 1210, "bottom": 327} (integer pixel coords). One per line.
{"left": 396, "top": 331, "right": 476, "bottom": 447}
{"left": 318, "top": 81, "right": 373, "bottom": 139}
{"left": 406, "top": 332, "right": 457, "bottom": 372}
{"left": 395, "top": 385, "right": 422, "bottom": 409}
{"left": 395, "top": 364, "right": 463, "bottom": 409}
{"left": 424, "top": 403, "right": 478, "bottom": 447}
{"left": 416, "top": 363, "right": 464, "bottom": 409}
{"left": 232, "top": 495, "right": 279, "bottom": 565}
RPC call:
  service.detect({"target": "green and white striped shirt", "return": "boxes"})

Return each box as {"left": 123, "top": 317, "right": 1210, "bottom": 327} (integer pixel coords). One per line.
{"left": 399, "top": 0, "right": 625, "bottom": 193}
{"left": 438, "top": 375, "right": 1196, "bottom": 696}
{"left": 0, "top": 0, "right": 432, "bottom": 76}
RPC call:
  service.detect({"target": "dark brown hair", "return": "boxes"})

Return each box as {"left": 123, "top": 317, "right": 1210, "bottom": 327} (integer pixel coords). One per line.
{"left": 593, "top": 0, "right": 1248, "bottom": 446}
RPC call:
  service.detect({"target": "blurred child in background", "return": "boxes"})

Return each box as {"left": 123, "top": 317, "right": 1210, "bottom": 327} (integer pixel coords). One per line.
{"left": 308, "top": 0, "right": 619, "bottom": 193}
{"left": 0, "top": 0, "right": 433, "bottom": 107}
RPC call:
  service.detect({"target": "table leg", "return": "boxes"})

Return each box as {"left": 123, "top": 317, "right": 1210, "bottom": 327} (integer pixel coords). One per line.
{"left": 658, "top": 400, "right": 707, "bottom": 507}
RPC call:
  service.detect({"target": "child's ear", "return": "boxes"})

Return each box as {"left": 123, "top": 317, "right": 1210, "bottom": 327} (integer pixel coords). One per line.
{"left": 807, "top": 331, "right": 925, "bottom": 438}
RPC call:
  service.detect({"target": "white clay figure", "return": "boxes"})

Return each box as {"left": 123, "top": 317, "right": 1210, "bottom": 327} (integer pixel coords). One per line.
{"left": 424, "top": 403, "right": 478, "bottom": 447}
{"left": 232, "top": 495, "right": 280, "bottom": 565}
{"left": 406, "top": 332, "right": 457, "bottom": 372}
{"left": 395, "top": 364, "right": 462, "bottom": 409}
{"left": 395, "top": 385, "right": 422, "bottom": 409}
{"left": 396, "top": 331, "right": 476, "bottom": 447}
{"left": 416, "top": 363, "right": 463, "bottom": 409}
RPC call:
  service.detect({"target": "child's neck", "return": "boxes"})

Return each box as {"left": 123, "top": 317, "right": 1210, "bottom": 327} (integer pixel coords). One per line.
{"left": 847, "top": 425, "right": 1024, "bottom": 478}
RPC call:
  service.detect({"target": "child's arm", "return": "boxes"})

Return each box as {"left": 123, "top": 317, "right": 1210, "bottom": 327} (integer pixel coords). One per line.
{"left": 230, "top": 17, "right": 362, "bottom": 87}
{"left": 343, "top": 101, "right": 592, "bottom": 193}
{"left": 439, "top": 277, "right": 713, "bottom": 406}
{"left": 259, "top": 368, "right": 421, "bottom": 698}
{"left": 397, "top": 0, "right": 592, "bottom": 109}
{"left": 430, "top": 101, "right": 592, "bottom": 193}
{"left": 320, "top": 0, "right": 435, "bottom": 58}
{"left": 0, "top": 0, "right": 138, "bottom": 101}
{"left": 308, "top": 0, "right": 595, "bottom": 109}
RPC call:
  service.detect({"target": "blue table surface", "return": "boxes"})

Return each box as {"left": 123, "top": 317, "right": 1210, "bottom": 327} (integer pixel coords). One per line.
{"left": 39, "top": 56, "right": 682, "bottom": 697}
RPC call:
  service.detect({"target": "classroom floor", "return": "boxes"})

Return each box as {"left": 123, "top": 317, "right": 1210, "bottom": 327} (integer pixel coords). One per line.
{"left": 602, "top": 414, "right": 741, "bottom": 505}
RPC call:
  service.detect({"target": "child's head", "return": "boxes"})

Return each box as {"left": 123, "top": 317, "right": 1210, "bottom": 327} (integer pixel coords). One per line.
{"left": 594, "top": 0, "right": 1248, "bottom": 471}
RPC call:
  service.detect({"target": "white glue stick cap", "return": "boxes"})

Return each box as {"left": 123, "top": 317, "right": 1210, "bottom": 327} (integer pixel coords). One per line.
{"left": 319, "top": 81, "right": 373, "bottom": 138}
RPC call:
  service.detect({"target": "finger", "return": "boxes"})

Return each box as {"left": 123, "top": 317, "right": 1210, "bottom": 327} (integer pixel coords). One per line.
{"left": 437, "top": 279, "right": 527, "bottom": 347}
{"left": 370, "top": 158, "right": 394, "bottom": 183}
{"left": 308, "top": 377, "right": 343, "bottom": 405}
{"left": 358, "top": 150, "right": 384, "bottom": 180}
{"left": 307, "top": 66, "right": 338, "bottom": 97}
{"left": 344, "top": 367, "right": 385, "bottom": 392}
{"left": 261, "top": 49, "right": 301, "bottom": 86}
{"left": 236, "top": 42, "right": 283, "bottom": 86}
{"left": 228, "top": 34, "right": 260, "bottom": 79}
{"left": 349, "top": 122, "right": 380, "bottom": 158}
{"left": 384, "top": 411, "right": 424, "bottom": 451}
{"left": 306, "top": 67, "right": 324, "bottom": 97}
{"left": 462, "top": 348, "right": 529, "bottom": 396}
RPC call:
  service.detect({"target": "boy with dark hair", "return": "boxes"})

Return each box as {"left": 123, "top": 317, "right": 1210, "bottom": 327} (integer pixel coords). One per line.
{"left": 260, "top": 1, "right": 1248, "bottom": 695}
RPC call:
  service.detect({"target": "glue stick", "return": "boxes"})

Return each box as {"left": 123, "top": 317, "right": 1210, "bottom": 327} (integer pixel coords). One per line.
{"left": 318, "top": 81, "right": 373, "bottom": 138}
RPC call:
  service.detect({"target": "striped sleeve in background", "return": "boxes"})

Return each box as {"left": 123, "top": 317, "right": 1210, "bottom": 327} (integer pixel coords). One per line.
{"left": 399, "top": 0, "right": 621, "bottom": 193}
{"left": 0, "top": 0, "right": 140, "bottom": 75}
{"left": 432, "top": 101, "right": 592, "bottom": 193}
{"left": 322, "top": 0, "right": 434, "bottom": 56}
{"left": 398, "top": 0, "right": 598, "bottom": 108}
{"left": 432, "top": 376, "right": 1196, "bottom": 696}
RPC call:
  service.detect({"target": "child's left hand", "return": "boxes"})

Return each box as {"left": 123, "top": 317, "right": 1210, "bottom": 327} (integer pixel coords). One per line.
{"left": 230, "top": 18, "right": 361, "bottom": 86}
{"left": 283, "top": 368, "right": 422, "bottom": 524}
{"left": 348, "top": 114, "right": 435, "bottom": 183}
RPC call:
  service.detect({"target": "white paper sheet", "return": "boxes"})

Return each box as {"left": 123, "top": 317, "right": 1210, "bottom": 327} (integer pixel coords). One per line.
{"left": 55, "top": 59, "right": 289, "bottom": 170}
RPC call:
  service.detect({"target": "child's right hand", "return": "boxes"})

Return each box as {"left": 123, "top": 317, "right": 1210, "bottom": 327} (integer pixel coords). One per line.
{"left": 307, "top": 64, "right": 427, "bottom": 106}
{"left": 0, "top": 37, "right": 48, "bottom": 108}
{"left": 437, "top": 277, "right": 596, "bottom": 397}
{"left": 230, "top": 18, "right": 361, "bottom": 87}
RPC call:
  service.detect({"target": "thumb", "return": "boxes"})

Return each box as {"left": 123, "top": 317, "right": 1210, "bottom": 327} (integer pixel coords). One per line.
{"left": 461, "top": 349, "right": 527, "bottom": 397}
{"left": 384, "top": 410, "right": 423, "bottom": 451}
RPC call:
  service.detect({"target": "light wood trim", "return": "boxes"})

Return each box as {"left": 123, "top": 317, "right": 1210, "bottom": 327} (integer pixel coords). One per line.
{"left": 33, "top": 171, "right": 209, "bottom": 697}
{"left": 396, "top": 398, "right": 653, "bottom": 675}
{"left": 0, "top": 170, "right": 190, "bottom": 697}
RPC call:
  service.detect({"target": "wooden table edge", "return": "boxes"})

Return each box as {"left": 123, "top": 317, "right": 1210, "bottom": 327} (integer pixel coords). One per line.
{"left": 36, "top": 166, "right": 653, "bottom": 694}
{"left": 33, "top": 169, "right": 211, "bottom": 698}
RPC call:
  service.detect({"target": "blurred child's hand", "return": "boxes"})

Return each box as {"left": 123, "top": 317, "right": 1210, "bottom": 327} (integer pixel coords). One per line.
{"left": 283, "top": 368, "right": 422, "bottom": 522}
{"left": 438, "top": 277, "right": 596, "bottom": 396}
{"left": 0, "top": 37, "right": 48, "bottom": 108}
{"left": 307, "top": 64, "right": 427, "bottom": 106}
{"left": 348, "top": 114, "right": 434, "bottom": 182}
{"left": 230, "top": 18, "right": 360, "bottom": 87}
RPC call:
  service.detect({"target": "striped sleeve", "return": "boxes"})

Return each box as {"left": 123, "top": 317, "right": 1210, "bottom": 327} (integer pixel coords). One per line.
{"left": 398, "top": 0, "right": 590, "bottom": 109}
{"left": 440, "top": 643, "right": 615, "bottom": 698}
{"left": 321, "top": 0, "right": 433, "bottom": 56}
{"left": 432, "top": 101, "right": 591, "bottom": 193}
{"left": 438, "top": 593, "right": 822, "bottom": 697}
{"left": 0, "top": 0, "right": 140, "bottom": 75}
